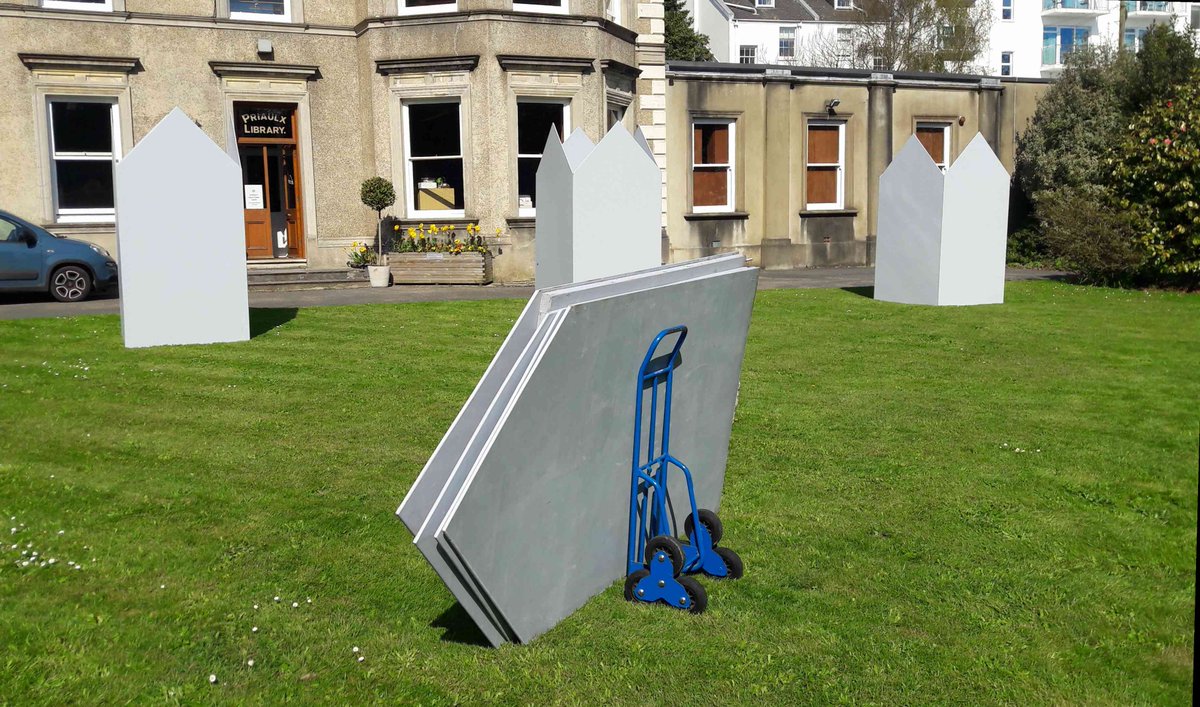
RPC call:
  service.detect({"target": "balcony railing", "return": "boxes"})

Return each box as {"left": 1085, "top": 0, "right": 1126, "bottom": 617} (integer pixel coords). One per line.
{"left": 1125, "top": 1, "right": 1170, "bottom": 13}
{"left": 1042, "top": 0, "right": 1107, "bottom": 14}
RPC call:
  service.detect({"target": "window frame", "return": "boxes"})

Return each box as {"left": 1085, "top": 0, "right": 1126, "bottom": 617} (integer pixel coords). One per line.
{"left": 1001, "top": 0, "right": 1013, "bottom": 20}
{"left": 805, "top": 119, "right": 846, "bottom": 211}
{"left": 915, "top": 121, "right": 951, "bottom": 172}
{"left": 47, "top": 97, "right": 121, "bottom": 223}
{"left": 1000, "top": 51, "right": 1013, "bottom": 76}
{"left": 402, "top": 99, "right": 467, "bottom": 220}
{"left": 515, "top": 98, "right": 570, "bottom": 217}
{"left": 42, "top": 0, "right": 113, "bottom": 10}
{"left": 691, "top": 117, "right": 736, "bottom": 214}
{"left": 756, "top": 0, "right": 775, "bottom": 7}
{"left": 779, "top": 27, "right": 796, "bottom": 59}
{"left": 738, "top": 45, "right": 757, "bottom": 64}
{"left": 229, "top": 0, "right": 292, "bottom": 23}
{"left": 834, "top": 0, "right": 852, "bottom": 9}
{"left": 512, "top": 0, "right": 569, "bottom": 16}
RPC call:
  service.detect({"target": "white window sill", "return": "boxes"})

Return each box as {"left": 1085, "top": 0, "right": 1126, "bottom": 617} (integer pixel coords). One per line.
{"left": 409, "top": 210, "right": 466, "bottom": 221}
{"left": 805, "top": 203, "right": 844, "bottom": 211}
{"left": 42, "top": 2, "right": 114, "bottom": 11}
{"left": 512, "top": 3, "right": 569, "bottom": 15}
{"left": 229, "top": 13, "right": 293, "bottom": 23}
{"left": 396, "top": 3, "right": 458, "bottom": 15}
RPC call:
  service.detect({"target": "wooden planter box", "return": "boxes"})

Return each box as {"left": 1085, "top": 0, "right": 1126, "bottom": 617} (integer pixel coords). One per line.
{"left": 388, "top": 251, "right": 493, "bottom": 285}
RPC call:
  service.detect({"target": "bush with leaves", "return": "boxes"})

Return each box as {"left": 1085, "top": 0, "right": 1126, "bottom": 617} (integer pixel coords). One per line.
{"left": 1036, "top": 186, "right": 1145, "bottom": 285}
{"left": 1107, "top": 77, "right": 1200, "bottom": 287}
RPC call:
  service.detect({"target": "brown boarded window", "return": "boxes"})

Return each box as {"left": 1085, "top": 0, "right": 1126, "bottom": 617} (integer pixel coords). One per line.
{"left": 693, "top": 120, "right": 733, "bottom": 210}
{"left": 806, "top": 121, "right": 844, "bottom": 208}
{"left": 915, "top": 123, "right": 949, "bottom": 169}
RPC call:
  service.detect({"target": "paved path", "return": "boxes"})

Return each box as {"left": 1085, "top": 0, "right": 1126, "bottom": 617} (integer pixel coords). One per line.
{"left": 0, "top": 267, "right": 1068, "bottom": 321}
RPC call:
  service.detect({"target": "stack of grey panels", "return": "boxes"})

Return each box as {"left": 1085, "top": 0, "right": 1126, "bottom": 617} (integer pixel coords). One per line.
{"left": 397, "top": 254, "right": 759, "bottom": 646}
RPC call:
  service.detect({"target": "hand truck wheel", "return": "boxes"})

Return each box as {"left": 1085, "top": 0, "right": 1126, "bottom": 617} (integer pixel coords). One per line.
{"left": 713, "top": 546, "right": 744, "bottom": 580}
{"left": 684, "top": 508, "right": 723, "bottom": 545}
{"left": 645, "top": 535, "right": 685, "bottom": 576}
{"left": 677, "top": 576, "right": 708, "bottom": 614}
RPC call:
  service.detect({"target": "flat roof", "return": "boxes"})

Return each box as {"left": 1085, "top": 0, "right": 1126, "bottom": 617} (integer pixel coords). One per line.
{"left": 668, "top": 61, "right": 1054, "bottom": 86}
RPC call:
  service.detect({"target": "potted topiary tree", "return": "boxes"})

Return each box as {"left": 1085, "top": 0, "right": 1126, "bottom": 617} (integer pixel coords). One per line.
{"left": 360, "top": 176, "right": 396, "bottom": 287}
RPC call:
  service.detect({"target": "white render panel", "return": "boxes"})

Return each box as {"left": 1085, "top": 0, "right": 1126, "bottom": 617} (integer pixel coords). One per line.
{"left": 875, "top": 134, "right": 1010, "bottom": 306}
{"left": 874, "top": 136, "right": 945, "bottom": 306}
{"left": 114, "top": 108, "right": 249, "bottom": 348}
{"left": 939, "top": 134, "right": 1010, "bottom": 305}
{"left": 535, "top": 125, "right": 662, "bottom": 288}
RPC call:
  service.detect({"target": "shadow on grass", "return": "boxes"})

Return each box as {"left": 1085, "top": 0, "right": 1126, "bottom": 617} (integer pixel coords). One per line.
{"left": 249, "top": 308, "right": 298, "bottom": 338}
{"left": 431, "top": 602, "right": 491, "bottom": 647}
{"left": 842, "top": 286, "right": 874, "bottom": 299}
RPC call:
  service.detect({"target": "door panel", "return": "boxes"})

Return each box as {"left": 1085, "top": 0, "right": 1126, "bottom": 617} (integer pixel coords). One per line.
{"left": 0, "top": 219, "right": 42, "bottom": 281}
{"left": 240, "top": 146, "right": 273, "bottom": 259}
{"left": 281, "top": 145, "right": 303, "bottom": 259}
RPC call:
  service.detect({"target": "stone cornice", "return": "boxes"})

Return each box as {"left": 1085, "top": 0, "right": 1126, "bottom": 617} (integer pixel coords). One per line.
{"left": 19, "top": 53, "right": 142, "bottom": 74}
{"left": 497, "top": 55, "right": 595, "bottom": 74}
{"left": 375, "top": 55, "right": 481, "bottom": 76}
{"left": 209, "top": 61, "right": 322, "bottom": 81}
{"left": 599, "top": 59, "right": 641, "bottom": 78}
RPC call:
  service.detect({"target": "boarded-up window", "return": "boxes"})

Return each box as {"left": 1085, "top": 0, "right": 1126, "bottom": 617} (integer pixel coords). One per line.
{"left": 806, "top": 121, "right": 844, "bottom": 209}
{"left": 915, "top": 122, "right": 949, "bottom": 170}
{"left": 693, "top": 120, "right": 733, "bottom": 211}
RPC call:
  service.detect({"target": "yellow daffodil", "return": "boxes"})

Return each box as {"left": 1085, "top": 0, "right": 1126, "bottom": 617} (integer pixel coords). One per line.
{"left": 393, "top": 224, "right": 400, "bottom": 231}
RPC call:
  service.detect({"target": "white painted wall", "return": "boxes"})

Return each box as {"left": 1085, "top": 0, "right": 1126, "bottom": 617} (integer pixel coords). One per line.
{"left": 695, "top": 0, "right": 734, "bottom": 62}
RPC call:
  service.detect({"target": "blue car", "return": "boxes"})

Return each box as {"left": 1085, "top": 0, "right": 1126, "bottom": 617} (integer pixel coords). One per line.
{"left": 0, "top": 210, "right": 118, "bottom": 302}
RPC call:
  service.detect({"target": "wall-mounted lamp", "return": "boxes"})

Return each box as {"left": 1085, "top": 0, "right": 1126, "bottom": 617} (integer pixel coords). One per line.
{"left": 825, "top": 98, "right": 841, "bottom": 115}
{"left": 257, "top": 38, "right": 274, "bottom": 59}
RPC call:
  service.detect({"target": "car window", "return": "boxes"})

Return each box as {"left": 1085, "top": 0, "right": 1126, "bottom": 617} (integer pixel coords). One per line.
{"left": 0, "top": 218, "right": 20, "bottom": 242}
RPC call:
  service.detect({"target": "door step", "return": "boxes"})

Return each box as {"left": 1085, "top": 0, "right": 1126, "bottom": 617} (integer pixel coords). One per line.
{"left": 247, "top": 267, "right": 369, "bottom": 291}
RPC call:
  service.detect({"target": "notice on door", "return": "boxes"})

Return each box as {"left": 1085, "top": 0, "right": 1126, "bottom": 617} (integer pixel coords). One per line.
{"left": 244, "top": 185, "right": 264, "bottom": 210}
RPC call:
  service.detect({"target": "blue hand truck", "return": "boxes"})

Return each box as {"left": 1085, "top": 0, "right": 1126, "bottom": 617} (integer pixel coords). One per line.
{"left": 624, "top": 325, "right": 744, "bottom": 613}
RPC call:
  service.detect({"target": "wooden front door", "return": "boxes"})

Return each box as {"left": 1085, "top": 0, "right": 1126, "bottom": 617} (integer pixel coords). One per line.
{"left": 235, "top": 103, "right": 304, "bottom": 260}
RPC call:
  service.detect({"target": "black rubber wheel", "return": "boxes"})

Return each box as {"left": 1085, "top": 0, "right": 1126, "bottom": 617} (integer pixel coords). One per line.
{"left": 50, "top": 265, "right": 92, "bottom": 303}
{"left": 645, "top": 535, "right": 685, "bottom": 576}
{"left": 684, "top": 509, "right": 724, "bottom": 545}
{"left": 714, "top": 546, "right": 744, "bottom": 580}
{"left": 677, "top": 576, "right": 708, "bottom": 614}
{"left": 623, "top": 569, "right": 650, "bottom": 601}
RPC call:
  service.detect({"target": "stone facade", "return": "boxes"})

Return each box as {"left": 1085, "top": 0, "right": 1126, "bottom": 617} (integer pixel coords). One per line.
{"left": 0, "top": 0, "right": 651, "bottom": 282}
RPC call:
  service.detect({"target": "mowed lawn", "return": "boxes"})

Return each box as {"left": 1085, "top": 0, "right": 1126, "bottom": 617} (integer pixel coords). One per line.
{"left": 0, "top": 282, "right": 1195, "bottom": 705}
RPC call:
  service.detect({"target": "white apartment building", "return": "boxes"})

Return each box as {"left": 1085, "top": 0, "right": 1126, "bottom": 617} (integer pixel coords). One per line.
{"left": 705, "top": 0, "right": 1200, "bottom": 78}
{"left": 984, "top": 1, "right": 1198, "bottom": 78}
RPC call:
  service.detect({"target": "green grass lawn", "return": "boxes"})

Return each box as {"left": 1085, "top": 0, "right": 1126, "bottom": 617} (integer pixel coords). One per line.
{"left": 0, "top": 282, "right": 1195, "bottom": 704}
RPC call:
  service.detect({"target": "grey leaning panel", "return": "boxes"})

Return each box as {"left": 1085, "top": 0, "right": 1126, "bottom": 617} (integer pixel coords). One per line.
{"left": 397, "top": 254, "right": 745, "bottom": 535}
{"left": 439, "top": 267, "right": 759, "bottom": 644}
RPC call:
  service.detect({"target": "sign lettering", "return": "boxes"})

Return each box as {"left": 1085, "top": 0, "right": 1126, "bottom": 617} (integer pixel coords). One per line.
{"left": 235, "top": 105, "right": 294, "bottom": 140}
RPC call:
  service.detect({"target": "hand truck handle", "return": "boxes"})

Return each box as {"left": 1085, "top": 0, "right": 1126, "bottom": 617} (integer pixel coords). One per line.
{"left": 639, "top": 325, "right": 688, "bottom": 382}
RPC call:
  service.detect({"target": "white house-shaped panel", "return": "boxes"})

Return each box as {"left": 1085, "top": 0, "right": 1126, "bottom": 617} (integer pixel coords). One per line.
{"left": 115, "top": 108, "right": 249, "bottom": 347}
{"left": 535, "top": 124, "right": 662, "bottom": 288}
{"left": 874, "top": 133, "right": 1009, "bottom": 306}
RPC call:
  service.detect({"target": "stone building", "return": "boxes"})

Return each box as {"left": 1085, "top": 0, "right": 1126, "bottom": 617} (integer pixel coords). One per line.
{"left": 1, "top": 1, "right": 1050, "bottom": 284}
{"left": 663, "top": 62, "right": 1049, "bottom": 268}
{"left": 0, "top": 0, "right": 665, "bottom": 283}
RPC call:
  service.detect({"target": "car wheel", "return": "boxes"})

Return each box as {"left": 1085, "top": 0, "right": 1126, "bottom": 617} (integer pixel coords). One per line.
{"left": 50, "top": 265, "right": 92, "bottom": 303}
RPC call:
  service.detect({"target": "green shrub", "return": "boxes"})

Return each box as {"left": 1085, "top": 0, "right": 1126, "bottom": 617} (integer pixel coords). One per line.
{"left": 1036, "top": 186, "right": 1145, "bottom": 285}
{"left": 1107, "top": 76, "right": 1200, "bottom": 287}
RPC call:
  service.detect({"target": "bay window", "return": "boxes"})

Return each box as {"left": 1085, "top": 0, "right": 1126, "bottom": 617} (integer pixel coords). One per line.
{"left": 397, "top": 0, "right": 456, "bottom": 14}
{"left": 404, "top": 101, "right": 465, "bottom": 218}
{"left": 516, "top": 100, "right": 568, "bottom": 215}
{"left": 513, "top": 0, "right": 567, "bottom": 15}
{"left": 43, "top": 0, "right": 113, "bottom": 10}
{"left": 48, "top": 99, "right": 121, "bottom": 222}
{"left": 230, "top": 0, "right": 291, "bottom": 22}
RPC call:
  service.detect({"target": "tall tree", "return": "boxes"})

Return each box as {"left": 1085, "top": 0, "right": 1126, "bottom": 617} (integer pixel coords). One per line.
{"left": 665, "top": 0, "right": 714, "bottom": 62}
{"left": 796, "top": 0, "right": 991, "bottom": 74}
